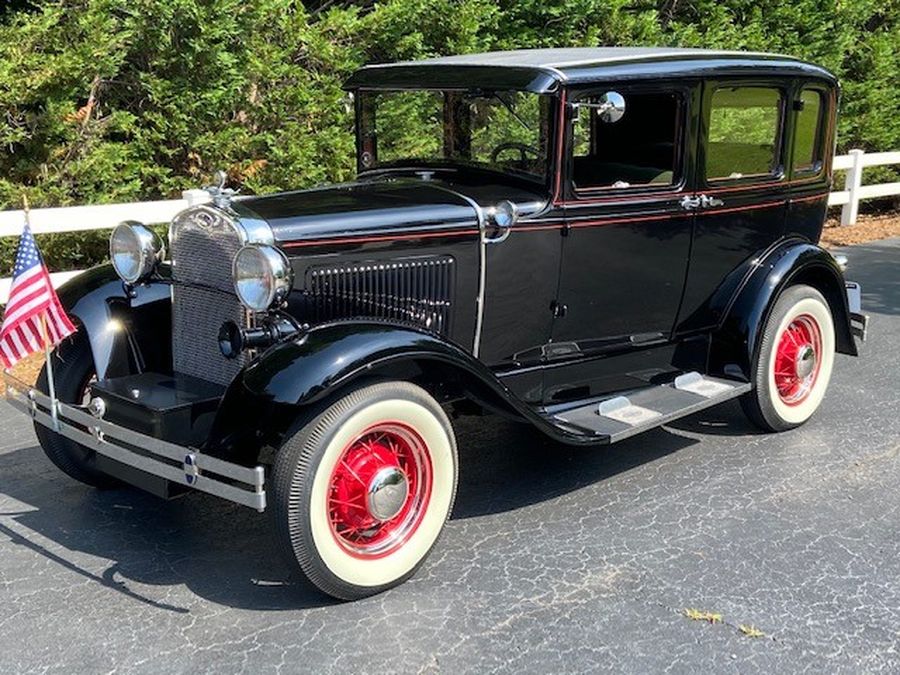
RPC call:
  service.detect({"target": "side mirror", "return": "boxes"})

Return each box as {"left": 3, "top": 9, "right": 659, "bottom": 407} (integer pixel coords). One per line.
{"left": 595, "top": 91, "right": 626, "bottom": 123}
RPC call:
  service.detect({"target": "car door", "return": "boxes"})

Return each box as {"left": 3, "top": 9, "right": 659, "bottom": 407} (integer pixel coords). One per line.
{"left": 543, "top": 81, "right": 699, "bottom": 403}
{"left": 674, "top": 79, "right": 791, "bottom": 333}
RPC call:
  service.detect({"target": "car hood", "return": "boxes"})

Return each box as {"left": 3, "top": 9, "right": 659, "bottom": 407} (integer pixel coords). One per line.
{"left": 232, "top": 176, "right": 548, "bottom": 244}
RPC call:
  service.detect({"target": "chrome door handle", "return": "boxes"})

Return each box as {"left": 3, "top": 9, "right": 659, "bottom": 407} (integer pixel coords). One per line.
{"left": 680, "top": 195, "right": 702, "bottom": 211}
{"left": 700, "top": 194, "right": 724, "bottom": 208}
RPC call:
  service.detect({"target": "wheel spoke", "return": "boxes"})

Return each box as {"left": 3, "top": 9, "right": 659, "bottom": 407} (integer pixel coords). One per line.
{"left": 340, "top": 460, "right": 368, "bottom": 486}
{"left": 329, "top": 497, "right": 367, "bottom": 511}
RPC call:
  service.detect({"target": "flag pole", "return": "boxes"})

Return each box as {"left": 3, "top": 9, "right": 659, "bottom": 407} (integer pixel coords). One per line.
{"left": 41, "top": 313, "right": 59, "bottom": 431}
{"left": 23, "top": 194, "right": 59, "bottom": 431}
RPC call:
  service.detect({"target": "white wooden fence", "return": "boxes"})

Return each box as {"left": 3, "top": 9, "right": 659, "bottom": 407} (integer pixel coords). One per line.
{"left": 0, "top": 189, "right": 211, "bottom": 304}
{"left": 827, "top": 149, "right": 900, "bottom": 225}
{"left": 1, "top": 149, "right": 899, "bottom": 304}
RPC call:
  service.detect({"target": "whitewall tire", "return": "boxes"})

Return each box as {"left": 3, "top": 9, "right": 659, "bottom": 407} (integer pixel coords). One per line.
{"left": 740, "top": 284, "right": 836, "bottom": 432}
{"left": 272, "top": 381, "right": 458, "bottom": 600}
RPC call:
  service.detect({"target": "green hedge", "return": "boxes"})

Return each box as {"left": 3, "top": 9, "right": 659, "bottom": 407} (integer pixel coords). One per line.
{"left": 1, "top": 0, "right": 898, "bottom": 274}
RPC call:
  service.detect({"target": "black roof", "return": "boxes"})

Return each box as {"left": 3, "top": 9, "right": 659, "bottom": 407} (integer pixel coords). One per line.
{"left": 344, "top": 47, "right": 836, "bottom": 93}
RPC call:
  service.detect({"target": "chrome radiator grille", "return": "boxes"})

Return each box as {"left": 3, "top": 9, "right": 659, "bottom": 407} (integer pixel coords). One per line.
{"left": 169, "top": 206, "right": 246, "bottom": 385}
{"left": 305, "top": 257, "right": 454, "bottom": 335}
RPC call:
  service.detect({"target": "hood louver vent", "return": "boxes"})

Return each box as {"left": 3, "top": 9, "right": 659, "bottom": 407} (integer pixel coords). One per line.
{"left": 304, "top": 257, "right": 454, "bottom": 335}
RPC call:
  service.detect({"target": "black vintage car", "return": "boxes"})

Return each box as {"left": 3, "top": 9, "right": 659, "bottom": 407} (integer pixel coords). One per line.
{"left": 3, "top": 47, "right": 868, "bottom": 600}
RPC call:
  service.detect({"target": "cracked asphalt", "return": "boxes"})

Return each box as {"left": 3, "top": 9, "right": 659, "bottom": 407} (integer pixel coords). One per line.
{"left": 1, "top": 238, "right": 898, "bottom": 674}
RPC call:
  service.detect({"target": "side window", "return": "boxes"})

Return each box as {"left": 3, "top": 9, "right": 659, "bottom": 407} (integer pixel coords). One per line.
{"left": 706, "top": 86, "right": 784, "bottom": 181}
{"left": 572, "top": 91, "right": 681, "bottom": 191}
{"left": 793, "top": 89, "right": 825, "bottom": 174}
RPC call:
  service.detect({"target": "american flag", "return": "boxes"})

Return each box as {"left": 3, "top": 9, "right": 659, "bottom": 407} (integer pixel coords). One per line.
{"left": 0, "top": 222, "right": 76, "bottom": 369}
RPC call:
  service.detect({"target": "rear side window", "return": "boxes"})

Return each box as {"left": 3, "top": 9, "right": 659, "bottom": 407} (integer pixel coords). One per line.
{"left": 706, "top": 86, "right": 783, "bottom": 181}
{"left": 793, "top": 89, "right": 826, "bottom": 174}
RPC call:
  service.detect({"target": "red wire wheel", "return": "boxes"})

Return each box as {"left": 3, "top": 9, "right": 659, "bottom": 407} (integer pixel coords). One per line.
{"left": 327, "top": 422, "right": 433, "bottom": 558}
{"left": 772, "top": 313, "right": 823, "bottom": 406}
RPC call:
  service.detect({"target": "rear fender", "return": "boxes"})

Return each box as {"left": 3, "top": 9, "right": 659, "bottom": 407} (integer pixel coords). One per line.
{"left": 56, "top": 265, "right": 172, "bottom": 380}
{"left": 709, "top": 240, "right": 856, "bottom": 381}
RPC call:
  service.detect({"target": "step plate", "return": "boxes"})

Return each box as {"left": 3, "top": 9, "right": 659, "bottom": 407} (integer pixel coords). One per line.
{"left": 553, "top": 375, "right": 751, "bottom": 444}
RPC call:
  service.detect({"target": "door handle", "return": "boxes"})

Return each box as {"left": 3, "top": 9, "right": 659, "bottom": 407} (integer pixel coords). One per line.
{"left": 680, "top": 195, "right": 702, "bottom": 211}
{"left": 681, "top": 194, "right": 725, "bottom": 211}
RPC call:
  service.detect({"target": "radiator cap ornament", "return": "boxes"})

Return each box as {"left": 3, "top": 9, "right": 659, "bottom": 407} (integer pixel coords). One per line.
{"left": 205, "top": 170, "right": 239, "bottom": 208}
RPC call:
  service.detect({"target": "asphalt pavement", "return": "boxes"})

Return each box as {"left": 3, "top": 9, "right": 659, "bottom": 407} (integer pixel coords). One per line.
{"left": 0, "top": 238, "right": 898, "bottom": 673}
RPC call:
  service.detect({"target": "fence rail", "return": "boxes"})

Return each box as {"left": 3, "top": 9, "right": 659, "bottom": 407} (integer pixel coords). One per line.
{"left": 0, "top": 189, "right": 211, "bottom": 304}
{"left": 2, "top": 150, "right": 899, "bottom": 304}
{"left": 827, "top": 149, "right": 900, "bottom": 225}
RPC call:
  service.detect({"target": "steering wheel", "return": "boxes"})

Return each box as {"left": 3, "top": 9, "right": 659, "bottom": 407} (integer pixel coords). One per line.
{"left": 490, "top": 142, "right": 540, "bottom": 164}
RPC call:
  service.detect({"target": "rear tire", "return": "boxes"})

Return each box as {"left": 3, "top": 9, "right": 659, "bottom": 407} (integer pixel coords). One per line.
{"left": 34, "top": 332, "right": 119, "bottom": 488}
{"left": 272, "top": 381, "right": 458, "bottom": 601}
{"left": 740, "top": 284, "right": 835, "bottom": 432}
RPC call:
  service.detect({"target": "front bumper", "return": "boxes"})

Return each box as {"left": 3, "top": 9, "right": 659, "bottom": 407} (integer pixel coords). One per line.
{"left": 2, "top": 370, "right": 266, "bottom": 511}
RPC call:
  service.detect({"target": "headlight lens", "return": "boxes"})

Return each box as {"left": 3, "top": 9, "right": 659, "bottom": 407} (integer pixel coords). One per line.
{"left": 233, "top": 244, "right": 293, "bottom": 312}
{"left": 110, "top": 221, "right": 164, "bottom": 284}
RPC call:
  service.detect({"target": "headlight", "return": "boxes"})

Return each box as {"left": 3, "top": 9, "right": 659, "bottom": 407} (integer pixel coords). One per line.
{"left": 233, "top": 244, "right": 293, "bottom": 312}
{"left": 110, "top": 221, "right": 164, "bottom": 284}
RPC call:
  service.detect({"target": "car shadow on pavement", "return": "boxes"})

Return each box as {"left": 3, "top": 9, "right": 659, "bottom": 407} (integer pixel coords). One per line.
{"left": 666, "top": 398, "right": 765, "bottom": 437}
{"left": 450, "top": 415, "right": 698, "bottom": 519}
{"left": 0, "top": 417, "right": 699, "bottom": 613}
{"left": 0, "top": 444, "right": 333, "bottom": 612}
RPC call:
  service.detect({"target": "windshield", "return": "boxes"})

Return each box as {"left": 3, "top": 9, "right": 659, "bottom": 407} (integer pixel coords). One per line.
{"left": 356, "top": 89, "right": 552, "bottom": 182}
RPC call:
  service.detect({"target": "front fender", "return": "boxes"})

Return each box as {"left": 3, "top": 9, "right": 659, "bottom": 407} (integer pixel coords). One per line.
{"left": 56, "top": 265, "right": 172, "bottom": 380}
{"left": 709, "top": 239, "right": 856, "bottom": 381}
{"left": 239, "top": 321, "right": 492, "bottom": 407}
{"left": 207, "top": 320, "right": 590, "bottom": 460}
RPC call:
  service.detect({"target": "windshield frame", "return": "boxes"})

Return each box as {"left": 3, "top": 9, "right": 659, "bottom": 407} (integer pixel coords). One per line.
{"left": 352, "top": 88, "right": 555, "bottom": 186}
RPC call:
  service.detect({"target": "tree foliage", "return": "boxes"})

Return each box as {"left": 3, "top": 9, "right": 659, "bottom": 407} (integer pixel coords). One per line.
{"left": 0, "top": 0, "right": 898, "bottom": 270}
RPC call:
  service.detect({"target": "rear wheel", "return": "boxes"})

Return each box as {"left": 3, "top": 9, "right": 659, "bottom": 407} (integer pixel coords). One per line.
{"left": 740, "top": 284, "right": 835, "bottom": 432}
{"left": 34, "top": 331, "right": 119, "bottom": 488}
{"left": 272, "top": 381, "right": 458, "bottom": 600}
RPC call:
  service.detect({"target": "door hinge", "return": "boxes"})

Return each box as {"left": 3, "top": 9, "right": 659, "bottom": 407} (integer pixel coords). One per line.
{"left": 550, "top": 300, "right": 568, "bottom": 318}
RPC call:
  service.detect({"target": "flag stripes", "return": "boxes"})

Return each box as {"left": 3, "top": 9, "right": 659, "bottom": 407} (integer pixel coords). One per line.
{"left": 0, "top": 221, "right": 76, "bottom": 369}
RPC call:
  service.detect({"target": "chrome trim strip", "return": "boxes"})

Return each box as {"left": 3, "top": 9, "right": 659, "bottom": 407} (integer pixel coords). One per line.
{"left": 431, "top": 187, "right": 487, "bottom": 358}
{"left": 2, "top": 371, "right": 266, "bottom": 511}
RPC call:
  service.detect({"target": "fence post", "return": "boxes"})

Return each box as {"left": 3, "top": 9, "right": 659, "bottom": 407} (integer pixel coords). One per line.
{"left": 841, "top": 148, "right": 864, "bottom": 226}
{"left": 182, "top": 189, "right": 211, "bottom": 207}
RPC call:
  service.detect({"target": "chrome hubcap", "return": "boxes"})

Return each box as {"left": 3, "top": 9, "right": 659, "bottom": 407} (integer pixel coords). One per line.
{"left": 795, "top": 344, "right": 817, "bottom": 379}
{"left": 367, "top": 467, "right": 409, "bottom": 521}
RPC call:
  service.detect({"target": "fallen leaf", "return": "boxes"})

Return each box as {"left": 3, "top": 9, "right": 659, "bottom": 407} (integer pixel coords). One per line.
{"left": 739, "top": 624, "right": 765, "bottom": 638}
{"left": 683, "top": 608, "right": 722, "bottom": 624}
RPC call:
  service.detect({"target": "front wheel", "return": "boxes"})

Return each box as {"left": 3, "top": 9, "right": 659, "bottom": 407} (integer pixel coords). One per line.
{"left": 740, "top": 284, "right": 836, "bottom": 432}
{"left": 272, "top": 381, "right": 458, "bottom": 600}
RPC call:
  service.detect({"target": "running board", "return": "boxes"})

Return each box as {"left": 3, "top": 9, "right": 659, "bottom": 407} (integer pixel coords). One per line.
{"left": 550, "top": 373, "right": 752, "bottom": 444}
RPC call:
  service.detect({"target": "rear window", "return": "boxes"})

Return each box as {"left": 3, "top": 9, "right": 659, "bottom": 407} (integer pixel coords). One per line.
{"left": 706, "top": 87, "right": 783, "bottom": 181}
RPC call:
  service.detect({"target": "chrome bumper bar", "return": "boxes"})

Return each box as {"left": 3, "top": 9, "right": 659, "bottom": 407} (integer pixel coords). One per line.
{"left": 2, "top": 371, "right": 266, "bottom": 511}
